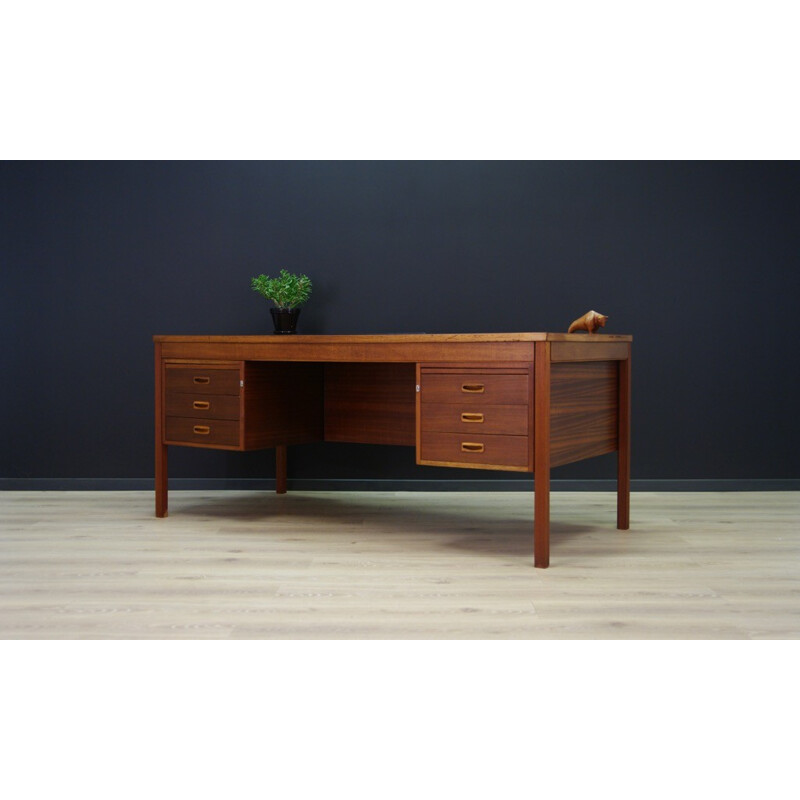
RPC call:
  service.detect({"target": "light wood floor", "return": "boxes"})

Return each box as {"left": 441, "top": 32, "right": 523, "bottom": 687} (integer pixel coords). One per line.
{"left": 0, "top": 490, "right": 798, "bottom": 639}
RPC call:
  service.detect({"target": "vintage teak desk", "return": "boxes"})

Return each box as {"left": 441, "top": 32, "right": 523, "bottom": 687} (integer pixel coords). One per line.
{"left": 153, "top": 333, "right": 632, "bottom": 567}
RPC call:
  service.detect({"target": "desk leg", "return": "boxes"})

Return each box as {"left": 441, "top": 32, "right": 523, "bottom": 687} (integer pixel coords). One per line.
{"left": 154, "top": 342, "right": 168, "bottom": 517}
{"left": 617, "top": 346, "right": 631, "bottom": 530}
{"left": 156, "top": 444, "right": 168, "bottom": 517}
{"left": 534, "top": 472, "right": 550, "bottom": 568}
{"left": 534, "top": 341, "right": 551, "bottom": 568}
{"left": 276, "top": 445, "right": 287, "bottom": 494}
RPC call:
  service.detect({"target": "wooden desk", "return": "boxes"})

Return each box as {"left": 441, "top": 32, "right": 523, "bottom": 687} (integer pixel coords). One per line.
{"left": 153, "top": 333, "right": 632, "bottom": 567}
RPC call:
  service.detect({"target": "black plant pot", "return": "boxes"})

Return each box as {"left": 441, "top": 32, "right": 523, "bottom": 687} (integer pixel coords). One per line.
{"left": 270, "top": 307, "right": 301, "bottom": 334}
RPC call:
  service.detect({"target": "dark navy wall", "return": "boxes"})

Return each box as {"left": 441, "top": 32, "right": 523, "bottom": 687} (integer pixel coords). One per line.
{"left": 2, "top": 161, "right": 799, "bottom": 486}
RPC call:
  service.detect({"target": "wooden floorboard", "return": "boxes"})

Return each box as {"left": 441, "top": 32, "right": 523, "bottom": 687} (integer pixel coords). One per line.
{"left": 0, "top": 490, "right": 798, "bottom": 639}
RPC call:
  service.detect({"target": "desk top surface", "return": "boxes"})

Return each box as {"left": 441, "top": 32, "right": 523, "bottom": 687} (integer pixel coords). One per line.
{"left": 154, "top": 332, "right": 632, "bottom": 343}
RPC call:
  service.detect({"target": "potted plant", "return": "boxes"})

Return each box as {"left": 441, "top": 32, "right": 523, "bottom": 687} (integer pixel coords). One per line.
{"left": 251, "top": 269, "right": 313, "bottom": 334}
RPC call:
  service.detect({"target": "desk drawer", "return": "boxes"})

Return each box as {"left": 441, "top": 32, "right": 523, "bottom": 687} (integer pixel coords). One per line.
{"left": 165, "top": 417, "right": 240, "bottom": 447}
{"left": 419, "top": 432, "right": 529, "bottom": 469}
{"left": 165, "top": 366, "right": 241, "bottom": 395}
{"left": 165, "top": 393, "right": 240, "bottom": 420}
{"left": 420, "top": 373, "right": 528, "bottom": 405}
{"left": 420, "top": 403, "right": 528, "bottom": 435}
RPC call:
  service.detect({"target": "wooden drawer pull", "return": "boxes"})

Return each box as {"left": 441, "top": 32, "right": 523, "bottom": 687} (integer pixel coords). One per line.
{"left": 193, "top": 425, "right": 211, "bottom": 435}
{"left": 193, "top": 376, "right": 210, "bottom": 385}
{"left": 192, "top": 400, "right": 210, "bottom": 410}
{"left": 461, "top": 383, "right": 485, "bottom": 393}
{"left": 461, "top": 412, "right": 484, "bottom": 423}
{"left": 461, "top": 442, "right": 485, "bottom": 453}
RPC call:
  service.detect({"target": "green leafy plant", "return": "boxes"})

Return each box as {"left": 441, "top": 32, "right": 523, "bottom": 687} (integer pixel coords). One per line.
{"left": 251, "top": 269, "right": 312, "bottom": 309}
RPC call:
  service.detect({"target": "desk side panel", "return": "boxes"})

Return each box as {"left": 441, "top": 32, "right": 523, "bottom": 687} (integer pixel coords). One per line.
{"left": 550, "top": 361, "right": 618, "bottom": 467}
{"left": 551, "top": 341, "right": 629, "bottom": 362}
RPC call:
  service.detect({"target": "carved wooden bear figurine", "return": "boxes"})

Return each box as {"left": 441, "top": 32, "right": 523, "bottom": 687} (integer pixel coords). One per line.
{"left": 568, "top": 310, "right": 608, "bottom": 334}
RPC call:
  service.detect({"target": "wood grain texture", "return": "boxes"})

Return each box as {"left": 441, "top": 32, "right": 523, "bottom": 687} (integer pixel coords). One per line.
{"left": 418, "top": 365, "right": 533, "bottom": 472}
{"left": 162, "top": 362, "right": 324, "bottom": 451}
{"left": 154, "top": 333, "right": 632, "bottom": 343}
{"left": 415, "top": 362, "right": 422, "bottom": 461}
{"left": 420, "top": 404, "right": 529, "bottom": 436}
{"left": 165, "top": 365, "right": 241, "bottom": 395}
{"left": 534, "top": 341, "right": 551, "bottom": 568}
{"left": 617, "top": 346, "right": 631, "bottom": 529}
{"left": 546, "top": 334, "right": 632, "bottom": 343}
{"left": 275, "top": 445, "right": 287, "bottom": 495}
{"left": 242, "top": 362, "right": 323, "bottom": 450}
{"left": 165, "top": 417, "right": 241, "bottom": 448}
{"left": 154, "top": 334, "right": 631, "bottom": 568}
{"left": 418, "top": 363, "right": 533, "bottom": 371}
{"left": 165, "top": 393, "right": 240, "bottom": 420}
{"left": 159, "top": 340, "right": 539, "bottom": 363}
{"left": 420, "top": 372, "right": 529, "bottom": 405}
{"left": 418, "top": 431, "right": 529, "bottom": 470}
{"left": 324, "top": 363, "right": 415, "bottom": 446}
{"left": 551, "top": 342, "right": 629, "bottom": 362}
{"left": 154, "top": 342, "right": 167, "bottom": 518}
{"left": 550, "top": 361, "right": 618, "bottom": 468}
{"left": 7, "top": 489, "right": 788, "bottom": 640}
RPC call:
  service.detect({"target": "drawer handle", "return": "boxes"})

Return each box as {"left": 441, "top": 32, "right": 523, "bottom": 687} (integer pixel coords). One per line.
{"left": 461, "top": 383, "right": 485, "bottom": 393}
{"left": 193, "top": 425, "right": 211, "bottom": 435}
{"left": 461, "top": 412, "right": 484, "bottom": 423}
{"left": 461, "top": 442, "right": 485, "bottom": 453}
{"left": 192, "top": 400, "right": 210, "bottom": 410}
{"left": 193, "top": 376, "right": 211, "bottom": 385}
